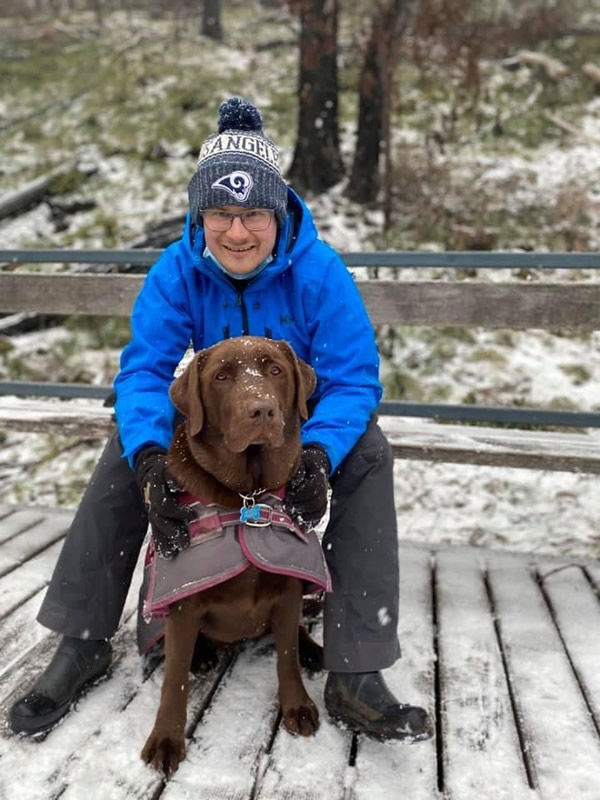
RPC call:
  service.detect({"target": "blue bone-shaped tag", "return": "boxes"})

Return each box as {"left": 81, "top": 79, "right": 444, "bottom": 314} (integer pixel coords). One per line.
{"left": 240, "top": 505, "right": 261, "bottom": 523}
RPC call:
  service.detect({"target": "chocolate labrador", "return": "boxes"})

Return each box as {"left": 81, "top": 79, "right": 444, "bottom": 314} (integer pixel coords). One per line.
{"left": 141, "top": 336, "right": 329, "bottom": 776}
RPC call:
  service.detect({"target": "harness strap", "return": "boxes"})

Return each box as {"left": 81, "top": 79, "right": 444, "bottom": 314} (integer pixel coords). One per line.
{"left": 182, "top": 491, "right": 308, "bottom": 543}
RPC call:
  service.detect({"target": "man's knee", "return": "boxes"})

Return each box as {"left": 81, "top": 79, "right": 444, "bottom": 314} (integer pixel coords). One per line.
{"left": 331, "top": 419, "right": 393, "bottom": 496}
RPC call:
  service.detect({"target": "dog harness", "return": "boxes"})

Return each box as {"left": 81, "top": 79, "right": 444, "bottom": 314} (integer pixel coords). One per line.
{"left": 137, "top": 490, "right": 331, "bottom": 653}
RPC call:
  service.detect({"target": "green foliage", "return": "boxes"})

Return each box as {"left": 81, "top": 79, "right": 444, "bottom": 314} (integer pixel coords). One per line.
{"left": 48, "top": 169, "right": 89, "bottom": 195}
{"left": 548, "top": 395, "right": 579, "bottom": 411}
{"left": 64, "top": 316, "right": 131, "bottom": 349}
{"left": 0, "top": 338, "right": 14, "bottom": 355}
{"left": 470, "top": 347, "right": 508, "bottom": 366}
{"left": 559, "top": 363, "right": 592, "bottom": 386}
{"left": 382, "top": 370, "right": 424, "bottom": 400}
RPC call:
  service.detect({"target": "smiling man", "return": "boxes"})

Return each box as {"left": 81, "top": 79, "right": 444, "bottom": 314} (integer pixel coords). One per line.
{"left": 9, "top": 97, "right": 432, "bottom": 745}
{"left": 202, "top": 206, "right": 277, "bottom": 277}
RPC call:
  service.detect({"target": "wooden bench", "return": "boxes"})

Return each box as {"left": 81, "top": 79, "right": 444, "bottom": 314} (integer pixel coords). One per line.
{"left": 3, "top": 396, "right": 600, "bottom": 473}
{"left": 2, "top": 248, "right": 600, "bottom": 472}
{"left": 1, "top": 250, "right": 600, "bottom": 798}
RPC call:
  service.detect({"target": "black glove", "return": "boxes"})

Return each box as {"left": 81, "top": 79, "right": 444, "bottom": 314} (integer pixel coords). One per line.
{"left": 134, "top": 446, "right": 195, "bottom": 559}
{"left": 285, "top": 444, "right": 330, "bottom": 528}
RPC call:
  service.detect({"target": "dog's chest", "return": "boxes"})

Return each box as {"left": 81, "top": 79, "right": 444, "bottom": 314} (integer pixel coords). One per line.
{"left": 191, "top": 567, "right": 289, "bottom": 642}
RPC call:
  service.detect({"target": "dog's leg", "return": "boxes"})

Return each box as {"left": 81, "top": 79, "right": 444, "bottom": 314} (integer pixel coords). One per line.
{"left": 298, "top": 624, "right": 324, "bottom": 673}
{"left": 271, "top": 582, "right": 319, "bottom": 736}
{"left": 190, "top": 631, "right": 220, "bottom": 674}
{"left": 141, "top": 603, "right": 198, "bottom": 776}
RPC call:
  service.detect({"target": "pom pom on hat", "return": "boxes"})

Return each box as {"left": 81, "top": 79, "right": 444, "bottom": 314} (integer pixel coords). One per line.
{"left": 188, "top": 96, "right": 288, "bottom": 225}
{"left": 217, "top": 97, "right": 263, "bottom": 134}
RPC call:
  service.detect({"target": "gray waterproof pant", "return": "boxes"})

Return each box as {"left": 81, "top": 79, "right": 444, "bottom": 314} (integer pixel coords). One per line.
{"left": 38, "top": 417, "right": 400, "bottom": 672}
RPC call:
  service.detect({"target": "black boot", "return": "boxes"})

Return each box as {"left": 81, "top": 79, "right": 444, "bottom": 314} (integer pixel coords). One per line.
{"left": 324, "top": 670, "right": 433, "bottom": 741}
{"left": 8, "top": 636, "right": 112, "bottom": 736}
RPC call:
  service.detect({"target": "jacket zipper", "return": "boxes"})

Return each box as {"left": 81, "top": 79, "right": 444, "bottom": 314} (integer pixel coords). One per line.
{"left": 235, "top": 285, "right": 250, "bottom": 335}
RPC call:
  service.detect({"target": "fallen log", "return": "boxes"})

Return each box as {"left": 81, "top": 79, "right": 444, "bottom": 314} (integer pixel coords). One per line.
{"left": 543, "top": 111, "right": 600, "bottom": 144}
{"left": 582, "top": 62, "right": 600, "bottom": 85}
{"left": 516, "top": 50, "right": 570, "bottom": 80}
{"left": 0, "top": 162, "right": 96, "bottom": 221}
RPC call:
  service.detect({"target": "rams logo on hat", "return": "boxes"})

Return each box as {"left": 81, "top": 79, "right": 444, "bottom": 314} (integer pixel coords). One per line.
{"left": 211, "top": 171, "right": 254, "bottom": 202}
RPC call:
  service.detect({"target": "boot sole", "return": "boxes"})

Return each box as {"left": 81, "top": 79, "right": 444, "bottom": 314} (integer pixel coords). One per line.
{"left": 326, "top": 699, "right": 433, "bottom": 743}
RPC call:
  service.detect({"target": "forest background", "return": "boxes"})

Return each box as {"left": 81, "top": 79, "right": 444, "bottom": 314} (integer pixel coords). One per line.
{"left": 2, "top": 0, "right": 600, "bottom": 559}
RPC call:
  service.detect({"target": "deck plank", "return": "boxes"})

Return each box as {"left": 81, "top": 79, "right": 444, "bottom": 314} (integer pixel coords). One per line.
{"left": 584, "top": 563, "right": 600, "bottom": 595}
{"left": 255, "top": 624, "right": 354, "bottom": 800}
{"left": 350, "top": 547, "right": 439, "bottom": 800}
{"left": 252, "top": 677, "right": 353, "bottom": 800}
{"left": 0, "top": 618, "right": 143, "bottom": 800}
{"left": 537, "top": 562, "right": 600, "bottom": 727}
{"left": 162, "top": 641, "right": 283, "bottom": 800}
{"left": 0, "top": 592, "right": 54, "bottom": 684}
{"left": 0, "top": 539, "right": 62, "bottom": 621}
{"left": 0, "top": 507, "right": 47, "bottom": 545}
{"left": 435, "top": 549, "right": 534, "bottom": 800}
{"left": 0, "top": 541, "right": 141, "bottom": 709}
{"left": 0, "top": 555, "right": 155, "bottom": 800}
{"left": 487, "top": 556, "right": 600, "bottom": 798}
{"left": 0, "top": 507, "right": 599, "bottom": 798}
{"left": 57, "top": 643, "right": 233, "bottom": 800}
{"left": 0, "top": 511, "right": 70, "bottom": 577}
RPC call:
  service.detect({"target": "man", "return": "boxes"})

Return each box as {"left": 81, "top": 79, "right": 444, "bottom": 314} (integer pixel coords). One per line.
{"left": 9, "top": 97, "right": 432, "bottom": 743}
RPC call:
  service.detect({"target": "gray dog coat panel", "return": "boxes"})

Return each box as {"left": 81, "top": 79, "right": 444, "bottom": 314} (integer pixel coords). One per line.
{"left": 138, "top": 491, "right": 331, "bottom": 653}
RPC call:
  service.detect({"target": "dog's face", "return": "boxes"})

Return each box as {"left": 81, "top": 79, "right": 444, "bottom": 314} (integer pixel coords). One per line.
{"left": 170, "top": 337, "right": 316, "bottom": 455}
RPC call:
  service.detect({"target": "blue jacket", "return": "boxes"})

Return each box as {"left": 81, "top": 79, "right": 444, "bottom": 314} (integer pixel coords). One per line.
{"left": 114, "top": 188, "right": 382, "bottom": 472}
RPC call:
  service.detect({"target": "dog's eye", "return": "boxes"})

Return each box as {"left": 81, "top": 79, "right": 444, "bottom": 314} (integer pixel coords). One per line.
{"left": 270, "top": 365, "right": 282, "bottom": 376}
{"left": 214, "top": 371, "right": 229, "bottom": 381}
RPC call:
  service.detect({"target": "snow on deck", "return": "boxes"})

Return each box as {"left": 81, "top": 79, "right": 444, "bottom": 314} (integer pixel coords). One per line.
{"left": 0, "top": 504, "right": 599, "bottom": 800}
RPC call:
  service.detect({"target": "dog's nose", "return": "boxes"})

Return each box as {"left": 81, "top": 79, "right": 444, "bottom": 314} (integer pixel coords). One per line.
{"left": 248, "top": 398, "right": 276, "bottom": 422}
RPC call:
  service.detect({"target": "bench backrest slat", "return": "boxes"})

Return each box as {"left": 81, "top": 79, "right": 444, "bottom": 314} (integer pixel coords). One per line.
{"left": 1, "top": 273, "right": 599, "bottom": 330}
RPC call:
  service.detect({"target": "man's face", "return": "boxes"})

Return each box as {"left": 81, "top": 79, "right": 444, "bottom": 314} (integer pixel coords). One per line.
{"left": 202, "top": 206, "right": 277, "bottom": 275}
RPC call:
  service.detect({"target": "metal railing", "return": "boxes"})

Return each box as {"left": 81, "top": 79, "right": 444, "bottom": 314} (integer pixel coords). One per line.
{"left": 2, "top": 248, "right": 600, "bottom": 269}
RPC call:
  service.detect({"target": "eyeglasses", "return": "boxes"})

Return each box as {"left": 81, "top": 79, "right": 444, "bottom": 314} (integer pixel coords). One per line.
{"left": 201, "top": 209, "right": 275, "bottom": 232}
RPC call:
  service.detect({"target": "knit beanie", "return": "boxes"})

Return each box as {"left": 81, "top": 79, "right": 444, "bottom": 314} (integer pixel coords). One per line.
{"left": 188, "top": 97, "right": 288, "bottom": 225}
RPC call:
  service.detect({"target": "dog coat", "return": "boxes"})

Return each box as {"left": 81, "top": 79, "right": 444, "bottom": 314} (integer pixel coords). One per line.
{"left": 137, "top": 491, "right": 331, "bottom": 654}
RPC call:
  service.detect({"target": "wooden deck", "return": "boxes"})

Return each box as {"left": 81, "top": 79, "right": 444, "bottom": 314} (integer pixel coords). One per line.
{"left": 0, "top": 503, "right": 599, "bottom": 799}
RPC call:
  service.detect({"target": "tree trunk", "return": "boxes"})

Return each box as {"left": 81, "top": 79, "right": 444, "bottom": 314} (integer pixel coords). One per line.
{"left": 348, "top": 0, "right": 405, "bottom": 205}
{"left": 287, "top": 0, "right": 344, "bottom": 194}
{"left": 92, "top": 0, "right": 103, "bottom": 27}
{"left": 202, "top": 0, "right": 223, "bottom": 41}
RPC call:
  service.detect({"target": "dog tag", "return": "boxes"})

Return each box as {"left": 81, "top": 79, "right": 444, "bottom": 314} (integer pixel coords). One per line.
{"left": 239, "top": 490, "right": 273, "bottom": 527}
{"left": 240, "top": 505, "right": 261, "bottom": 523}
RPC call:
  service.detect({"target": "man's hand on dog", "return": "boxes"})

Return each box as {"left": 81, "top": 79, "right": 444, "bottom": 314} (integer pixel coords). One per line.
{"left": 135, "top": 446, "right": 194, "bottom": 559}
{"left": 285, "top": 444, "right": 330, "bottom": 528}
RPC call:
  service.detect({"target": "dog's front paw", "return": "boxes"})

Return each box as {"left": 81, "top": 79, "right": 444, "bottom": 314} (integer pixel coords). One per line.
{"left": 282, "top": 698, "right": 319, "bottom": 736}
{"left": 141, "top": 729, "right": 186, "bottom": 777}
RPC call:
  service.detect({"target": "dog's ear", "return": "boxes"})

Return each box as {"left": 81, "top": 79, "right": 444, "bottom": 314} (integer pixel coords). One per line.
{"left": 276, "top": 340, "right": 316, "bottom": 421}
{"left": 169, "top": 351, "right": 208, "bottom": 436}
